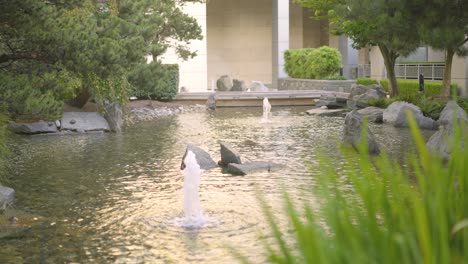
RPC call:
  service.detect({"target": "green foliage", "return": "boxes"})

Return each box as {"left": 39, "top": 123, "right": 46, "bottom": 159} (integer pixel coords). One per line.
{"left": 284, "top": 48, "right": 315, "bottom": 79}
{"left": 0, "top": 114, "right": 9, "bottom": 185}
{"left": 367, "top": 98, "right": 391, "bottom": 109}
{"left": 128, "top": 63, "right": 179, "bottom": 99}
{"left": 0, "top": 0, "right": 202, "bottom": 115}
{"left": 380, "top": 80, "right": 456, "bottom": 99}
{"left": 284, "top": 47, "right": 341, "bottom": 79}
{"left": 309, "top": 46, "right": 342, "bottom": 79}
{"left": 295, "top": 0, "right": 422, "bottom": 96}
{"left": 326, "top": 75, "right": 347, "bottom": 80}
{"left": 356, "top": 78, "right": 379, "bottom": 85}
{"left": 244, "top": 115, "right": 468, "bottom": 263}
{"left": 0, "top": 72, "right": 76, "bottom": 120}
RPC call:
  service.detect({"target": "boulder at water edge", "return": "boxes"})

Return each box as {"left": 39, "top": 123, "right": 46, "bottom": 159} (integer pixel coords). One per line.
{"left": 231, "top": 79, "right": 248, "bottom": 91}
{"left": 216, "top": 75, "right": 233, "bottom": 91}
{"left": 61, "top": 112, "right": 110, "bottom": 132}
{"left": 104, "top": 102, "right": 123, "bottom": 132}
{"left": 0, "top": 186, "right": 14, "bottom": 209}
{"left": 219, "top": 142, "right": 242, "bottom": 166}
{"left": 8, "top": 121, "right": 57, "bottom": 134}
{"left": 427, "top": 101, "right": 468, "bottom": 159}
{"left": 226, "top": 161, "right": 282, "bottom": 176}
{"left": 343, "top": 110, "right": 380, "bottom": 155}
{"left": 249, "top": 81, "right": 268, "bottom": 92}
{"left": 383, "top": 101, "right": 438, "bottom": 130}
{"left": 315, "top": 95, "right": 347, "bottom": 109}
{"left": 347, "top": 84, "right": 387, "bottom": 109}
{"left": 306, "top": 108, "right": 347, "bottom": 117}
{"left": 358, "top": 107, "right": 384, "bottom": 123}
{"left": 206, "top": 94, "right": 216, "bottom": 110}
{"left": 180, "top": 144, "right": 218, "bottom": 170}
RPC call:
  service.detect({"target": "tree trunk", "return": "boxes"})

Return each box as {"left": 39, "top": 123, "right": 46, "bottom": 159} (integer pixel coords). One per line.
{"left": 379, "top": 45, "right": 399, "bottom": 97}
{"left": 67, "top": 87, "right": 91, "bottom": 108}
{"left": 442, "top": 49, "right": 455, "bottom": 99}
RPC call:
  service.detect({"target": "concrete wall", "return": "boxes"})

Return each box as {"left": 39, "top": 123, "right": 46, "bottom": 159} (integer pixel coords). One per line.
{"left": 160, "top": 3, "right": 207, "bottom": 92}
{"left": 207, "top": 0, "right": 273, "bottom": 88}
{"left": 289, "top": 2, "right": 303, "bottom": 49}
{"left": 278, "top": 78, "right": 356, "bottom": 92}
{"left": 303, "top": 9, "right": 328, "bottom": 48}
{"left": 428, "top": 48, "right": 445, "bottom": 62}
{"left": 369, "top": 46, "right": 386, "bottom": 80}
{"left": 452, "top": 44, "right": 468, "bottom": 96}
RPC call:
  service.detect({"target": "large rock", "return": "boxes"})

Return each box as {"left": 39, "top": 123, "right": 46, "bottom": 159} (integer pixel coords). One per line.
{"left": 61, "top": 112, "right": 110, "bottom": 132}
{"left": 226, "top": 161, "right": 282, "bottom": 176}
{"left": 383, "top": 101, "right": 438, "bottom": 130}
{"left": 180, "top": 145, "right": 217, "bottom": 170}
{"left": 358, "top": 107, "right": 384, "bottom": 123}
{"left": 347, "top": 84, "right": 387, "bottom": 109}
{"left": 343, "top": 110, "right": 380, "bottom": 155}
{"left": 8, "top": 121, "right": 57, "bottom": 134}
{"left": 104, "top": 102, "right": 123, "bottom": 133}
{"left": 249, "top": 81, "right": 268, "bottom": 92}
{"left": 0, "top": 186, "right": 14, "bottom": 209}
{"left": 439, "top": 100, "right": 468, "bottom": 126}
{"left": 427, "top": 101, "right": 468, "bottom": 158}
{"left": 219, "top": 142, "right": 241, "bottom": 166}
{"left": 216, "top": 75, "right": 233, "bottom": 91}
{"left": 306, "top": 108, "right": 347, "bottom": 117}
{"left": 206, "top": 94, "right": 216, "bottom": 110}
{"left": 315, "top": 95, "right": 347, "bottom": 109}
{"left": 231, "top": 79, "right": 247, "bottom": 91}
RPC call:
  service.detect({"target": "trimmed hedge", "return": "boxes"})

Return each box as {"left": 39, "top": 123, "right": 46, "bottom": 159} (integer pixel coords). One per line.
{"left": 379, "top": 79, "right": 451, "bottom": 98}
{"left": 284, "top": 46, "right": 342, "bottom": 79}
{"left": 356, "top": 78, "right": 379, "bottom": 85}
{"left": 128, "top": 62, "right": 179, "bottom": 99}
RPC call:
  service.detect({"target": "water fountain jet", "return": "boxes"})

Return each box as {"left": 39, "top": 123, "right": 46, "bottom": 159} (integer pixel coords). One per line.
{"left": 261, "top": 97, "right": 272, "bottom": 123}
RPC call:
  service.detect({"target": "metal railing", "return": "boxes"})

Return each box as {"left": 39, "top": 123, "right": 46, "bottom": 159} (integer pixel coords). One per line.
{"left": 353, "top": 64, "right": 445, "bottom": 80}
{"left": 394, "top": 64, "right": 445, "bottom": 80}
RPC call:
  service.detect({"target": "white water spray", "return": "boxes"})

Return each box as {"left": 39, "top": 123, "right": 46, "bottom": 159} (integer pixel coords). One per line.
{"left": 261, "top": 97, "right": 272, "bottom": 123}
{"left": 183, "top": 150, "right": 203, "bottom": 220}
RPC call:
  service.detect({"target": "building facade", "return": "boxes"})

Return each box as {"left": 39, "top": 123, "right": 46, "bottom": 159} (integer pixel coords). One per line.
{"left": 162, "top": 0, "right": 468, "bottom": 95}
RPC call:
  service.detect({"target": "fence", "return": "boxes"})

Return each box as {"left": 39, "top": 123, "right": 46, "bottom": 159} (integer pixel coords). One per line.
{"left": 354, "top": 64, "right": 445, "bottom": 80}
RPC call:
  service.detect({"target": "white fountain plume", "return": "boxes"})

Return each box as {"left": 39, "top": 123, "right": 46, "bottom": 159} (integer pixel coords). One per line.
{"left": 261, "top": 97, "right": 272, "bottom": 123}
{"left": 183, "top": 150, "right": 203, "bottom": 221}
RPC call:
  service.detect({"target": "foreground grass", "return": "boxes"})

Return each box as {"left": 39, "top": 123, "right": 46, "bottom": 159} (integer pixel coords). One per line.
{"left": 240, "top": 116, "right": 468, "bottom": 264}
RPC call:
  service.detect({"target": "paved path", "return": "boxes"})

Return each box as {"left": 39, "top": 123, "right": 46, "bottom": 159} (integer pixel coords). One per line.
{"left": 174, "top": 90, "right": 349, "bottom": 107}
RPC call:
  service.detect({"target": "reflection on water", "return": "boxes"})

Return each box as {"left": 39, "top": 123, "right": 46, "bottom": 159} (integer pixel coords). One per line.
{"left": 1, "top": 107, "right": 433, "bottom": 263}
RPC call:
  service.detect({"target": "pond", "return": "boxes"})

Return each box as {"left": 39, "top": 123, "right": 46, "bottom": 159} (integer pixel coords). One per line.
{"left": 1, "top": 106, "right": 433, "bottom": 263}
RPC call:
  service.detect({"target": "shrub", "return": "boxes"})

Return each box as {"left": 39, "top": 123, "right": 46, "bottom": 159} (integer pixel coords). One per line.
{"left": 241, "top": 116, "right": 468, "bottom": 264}
{"left": 284, "top": 47, "right": 342, "bottom": 80}
{"left": 0, "top": 72, "right": 77, "bottom": 120}
{"left": 309, "top": 46, "right": 342, "bottom": 79}
{"left": 356, "top": 78, "right": 379, "bottom": 85}
{"left": 380, "top": 79, "right": 456, "bottom": 99}
{"left": 284, "top": 48, "right": 315, "bottom": 79}
{"left": 0, "top": 114, "right": 8, "bottom": 185}
{"left": 128, "top": 62, "right": 179, "bottom": 100}
{"left": 326, "top": 74, "right": 347, "bottom": 80}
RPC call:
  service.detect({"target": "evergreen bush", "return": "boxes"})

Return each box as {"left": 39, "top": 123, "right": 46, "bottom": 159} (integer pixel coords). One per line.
{"left": 356, "top": 78, "right": 379, "bottom": 85}
{"left": 309, "top": 46, "right": 342, "bottom": 79}
{"left": 284, "top": 47, "right": 341, "bottom": 80}
{"left": 128, "top": 63, "right": 179, "bottom": 100}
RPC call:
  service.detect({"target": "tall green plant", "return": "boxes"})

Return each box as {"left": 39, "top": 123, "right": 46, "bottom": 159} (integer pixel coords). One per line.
{"left": 241, "top": 114, "right": 468, "bottom": 263}
{"left": 0, "top": 114, "right": 9, "bottom": 185}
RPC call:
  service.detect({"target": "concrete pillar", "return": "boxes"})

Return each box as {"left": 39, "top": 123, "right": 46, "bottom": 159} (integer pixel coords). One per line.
{"left": 451, "top": 53, "right": 468, "bottom": 96}
{"left": 272, "top": 0, "right": 289, "bottom": 88}
{"left": 369, "top": 46, "right": 386, "bottom": 81}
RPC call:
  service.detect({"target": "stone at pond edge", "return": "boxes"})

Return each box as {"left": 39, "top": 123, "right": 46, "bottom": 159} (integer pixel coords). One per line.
{"left": 180, "top": 145, "right": 218, "bottom": 170}
{"left": 61, "top": 112, "right": 110, "bottom": 132}
{"left": 315, "top": 95, "right": 347, "bottom": 109}
{"left": 231, "top": 79, "right": 248, "bottom": 91}
{"left": 104, "top": 102, "right": 123, "bottom": 132}
{"left": 219, "top": 142, "right": 242, "bottom": 166}
{"left": 7, "top": 121, "right": 58, "bottom": 134}
{"left": 347, "top": 84, "right": 387, "bottom": 110}
{"left": 383, "top": 101, "right": 438, "bottom": 130}
{"left": 358, "top": 107, "right": 384, "bottom": 123}
{"left": 206, "top": 94, "right": 216, "bottom": 110}
{"left": 216, "top": 75, "right": 233, "bottom": 91}
{"left": 426, "top": 101, "right": 468, "bottom": 158}
{"left": 306, "top": 108, "right": 347, "bottom": 117}
{"left": 0, "top": 186, "right": 15, "bottom": 209}
{"left": 226, "top": 161, "right": 283, "bottom": 176}
{"left": 342, "top": 110, "right": 380, "bottom": 155}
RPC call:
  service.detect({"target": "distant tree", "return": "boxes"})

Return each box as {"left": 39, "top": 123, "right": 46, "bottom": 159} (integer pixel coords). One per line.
{"left": 0, "top": 0, "right": 202, "bottom": 118}
{"left": 295, "top": 0, "right": 421, "bottom": 97}
{"left": 409, "top": 0, "right": 468, "bottom": 98}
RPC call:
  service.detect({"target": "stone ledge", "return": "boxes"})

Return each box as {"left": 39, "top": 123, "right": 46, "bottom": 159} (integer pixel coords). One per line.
{"left": 279, "top": 78, "right": 356, "bottom": 93}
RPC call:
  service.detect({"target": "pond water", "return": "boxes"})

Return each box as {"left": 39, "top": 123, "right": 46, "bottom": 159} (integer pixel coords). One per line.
{"left": 1, "top": 107, "right": 433, "bottom": 263}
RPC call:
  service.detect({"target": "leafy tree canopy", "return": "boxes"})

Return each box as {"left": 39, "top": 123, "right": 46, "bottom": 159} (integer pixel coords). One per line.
{"left": 295, "top": 0, "right": 421, "bottom": 96}
{"left": 0, "top": 0, "right": 202, "bottom": 119}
